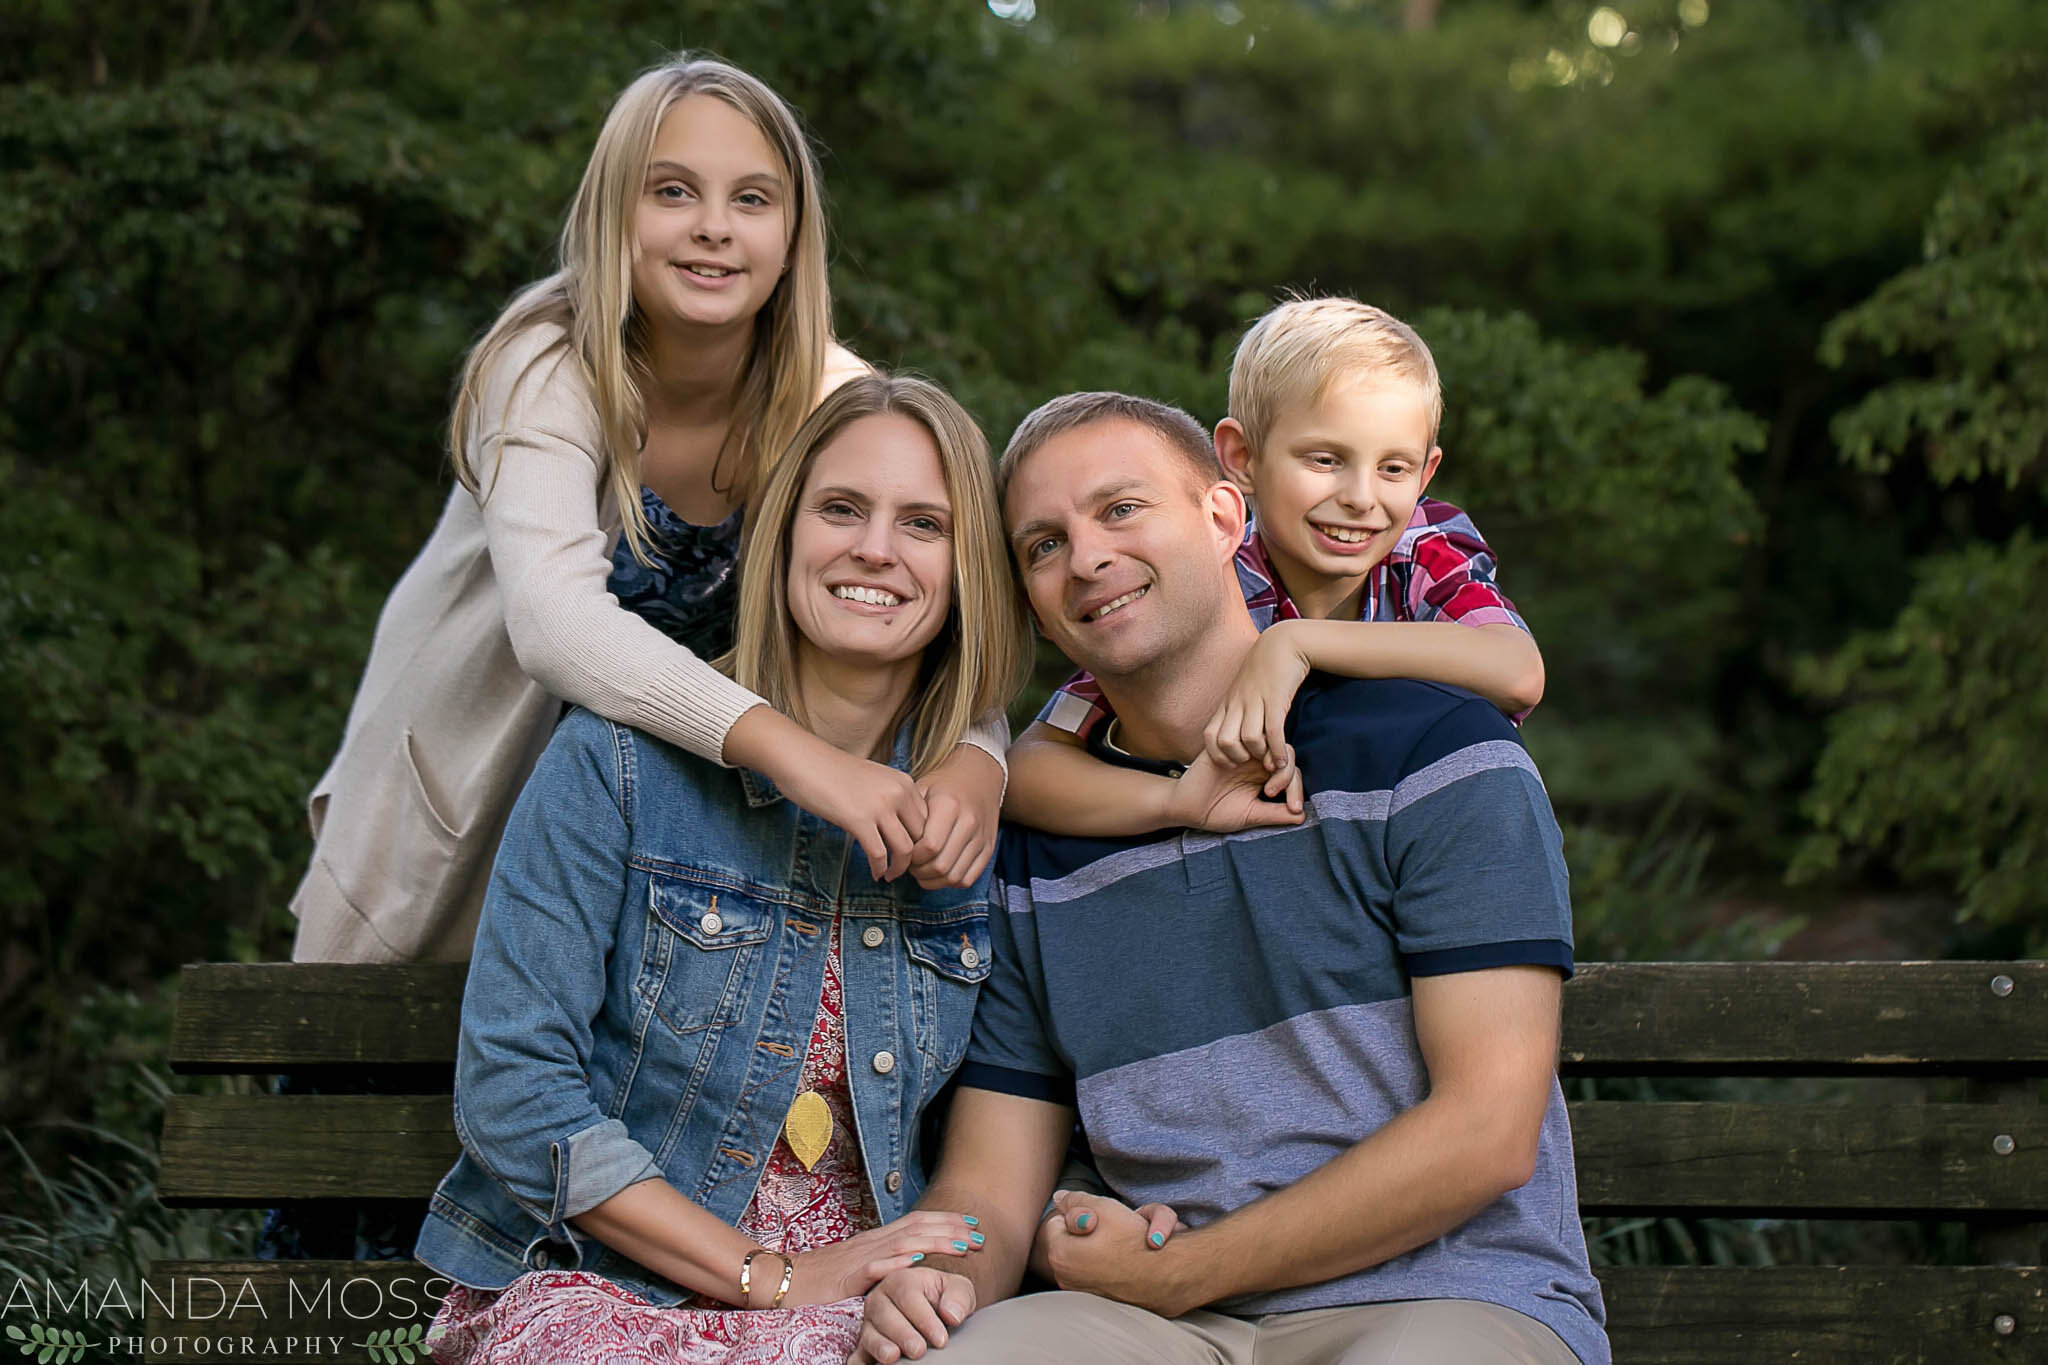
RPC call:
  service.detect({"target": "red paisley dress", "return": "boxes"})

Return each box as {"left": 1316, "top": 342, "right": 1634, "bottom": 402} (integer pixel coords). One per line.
{"left": 429, "top": 920, "right": 881, "bottom": 1364}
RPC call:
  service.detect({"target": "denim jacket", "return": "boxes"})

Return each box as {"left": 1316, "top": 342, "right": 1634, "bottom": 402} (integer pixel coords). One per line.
{"left": 414, "top": 707, "right": 994, "bottom": 1302}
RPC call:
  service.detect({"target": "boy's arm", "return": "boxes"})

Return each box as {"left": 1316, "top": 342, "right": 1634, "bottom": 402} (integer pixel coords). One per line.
{"left": 1004, "top": 721, "right": 1303, "bottom": 837}
{"left": 1207, "top": 618, "right": 1544, "bottom": 771}
{"left": 1290, "top": 617, "right": 1544, "bottom": 713}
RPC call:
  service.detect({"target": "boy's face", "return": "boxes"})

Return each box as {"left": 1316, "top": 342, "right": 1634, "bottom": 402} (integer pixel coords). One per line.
{"left": 1223, "top": 377, "right": 1442, "bottom": 616}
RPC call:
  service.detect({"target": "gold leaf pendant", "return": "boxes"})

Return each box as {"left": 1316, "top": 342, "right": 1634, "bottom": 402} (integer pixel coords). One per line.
{"left": 783, "top": 1090, "right": 833, "bottom": 1171}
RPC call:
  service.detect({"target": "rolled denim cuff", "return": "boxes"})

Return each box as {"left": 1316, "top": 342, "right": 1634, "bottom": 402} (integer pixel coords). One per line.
{"left": 552, "top": 1118, "right": 663, "bottom": 1224}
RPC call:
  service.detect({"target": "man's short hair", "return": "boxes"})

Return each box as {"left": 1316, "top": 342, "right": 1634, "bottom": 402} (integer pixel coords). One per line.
{"left": 997, "top": 391, "right": 1221, "bottom": 506}
{"left": 1229, "top": 296, "right": 1443, "bottom": 453}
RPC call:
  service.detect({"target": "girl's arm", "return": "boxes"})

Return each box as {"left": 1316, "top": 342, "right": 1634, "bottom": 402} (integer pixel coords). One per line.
{"left": 1003, "top": 722, "right": 1303, "bottom": 838}
{"left": 472, "top": 335, "right": 925, "bottom": 873}
{"left": 1206, "top": 619, "right": 1544, "bottom": 772}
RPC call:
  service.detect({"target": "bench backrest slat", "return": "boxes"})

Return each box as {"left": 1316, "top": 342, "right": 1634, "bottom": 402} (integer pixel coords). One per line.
{"left": 169, "top": 961, "right": 2048, "bottom": 1075}
{"left": 158, "top": 1094, "right": 2048, "bottom": 1216}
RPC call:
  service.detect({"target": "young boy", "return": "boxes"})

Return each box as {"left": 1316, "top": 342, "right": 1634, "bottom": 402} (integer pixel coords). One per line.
{"left": 1003, "top": 296, "right": 1544, "bottom": 835}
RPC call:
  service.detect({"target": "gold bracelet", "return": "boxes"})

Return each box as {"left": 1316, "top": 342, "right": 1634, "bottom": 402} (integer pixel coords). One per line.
{"left": 771, "top": 1252, "right": 794, "bottom": 1310}
{"left": 740, "top": 1249, "right": 796, "bottom": 1309}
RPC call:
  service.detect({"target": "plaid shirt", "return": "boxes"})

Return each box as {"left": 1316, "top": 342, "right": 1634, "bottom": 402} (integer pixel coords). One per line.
{"left": 1036, "top": 496, "right": 1530, "bottom": 738}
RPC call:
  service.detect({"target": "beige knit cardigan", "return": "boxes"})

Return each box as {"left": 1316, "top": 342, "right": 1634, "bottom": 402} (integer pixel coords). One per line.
{"left": 290, "top": 325, "right": 1005, "bottom": 963}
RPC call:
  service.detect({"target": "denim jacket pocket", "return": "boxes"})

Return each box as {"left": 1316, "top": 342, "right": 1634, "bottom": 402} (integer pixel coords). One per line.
{"left": 636, "top": 873, "right": 777, "bottom": 1037}
{"left": 903, "top": 908, "right": 993, "bottom": 1072}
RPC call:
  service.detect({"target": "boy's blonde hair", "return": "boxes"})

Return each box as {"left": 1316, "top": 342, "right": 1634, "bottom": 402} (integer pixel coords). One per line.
{"left": 449, "top": 56, "right": 833, "bottom": 565}
{"left": 1228, "top": 297, "right": 1443, "bottom": 454}
{"left": 721, "top": 374, "right": 1030, "bottom": 779}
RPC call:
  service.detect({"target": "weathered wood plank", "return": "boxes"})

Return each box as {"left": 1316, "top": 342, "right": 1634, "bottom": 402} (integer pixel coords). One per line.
{"left": 1562, "top": 961, "right": 2048, "bottom": 1075}
{"left": 1599, "top": 1265, "right": 2044, "bottom": 1363}
{"left": 1573, "top": 1102, "right": 2048, "bottom": 1217}
{"left": 160, "top": 1096, "right": 2048, "bottom": 1215}
{"left": 159, "top": 1096, "right": 459, "bottom": 1205}
{"left": 134, "top": 1263, "right": 2045, "bottom": 1364}
{"left": 170, "top": 961, "right": 2048, "bottom": 1074}
{"left": 169, "top": 963, "right": 467, "bottom": 1072}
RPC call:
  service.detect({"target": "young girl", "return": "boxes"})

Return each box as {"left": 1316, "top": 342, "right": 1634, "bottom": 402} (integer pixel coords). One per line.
{"left": 417, "top": 374, "right": 1031, "bottom": 1365}
{"left": 291, "top": 58, "right": 1006, "bottom": 966}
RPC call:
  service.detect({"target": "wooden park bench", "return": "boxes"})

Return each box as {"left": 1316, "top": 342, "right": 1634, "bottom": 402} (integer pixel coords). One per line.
{"left": 147, "top": 961, "right": 2046, "bottom": 1363}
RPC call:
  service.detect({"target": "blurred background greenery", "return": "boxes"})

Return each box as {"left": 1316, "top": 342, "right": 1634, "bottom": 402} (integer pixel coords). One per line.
{"left": 1, "top": 0, "right": 2043, "bottom": 1318}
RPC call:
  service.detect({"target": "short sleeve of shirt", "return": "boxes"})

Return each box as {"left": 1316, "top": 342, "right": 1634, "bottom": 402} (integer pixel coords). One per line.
{"left": 1033, "top": 670, "right": 1111, "bottom": 741}
{"left": 958, "top": 845, "right": 1076, "bottom": 1105}
{"left": 1399, "top": 501, "right": 1530, "bottom": 634}
{"left": 1382, "top": 701, "right": 1573, "bottom": 977}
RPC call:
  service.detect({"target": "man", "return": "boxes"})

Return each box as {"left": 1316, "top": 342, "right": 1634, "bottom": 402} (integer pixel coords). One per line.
{"left": 854, "top": 393, "right": 1608, "bottom": 1365}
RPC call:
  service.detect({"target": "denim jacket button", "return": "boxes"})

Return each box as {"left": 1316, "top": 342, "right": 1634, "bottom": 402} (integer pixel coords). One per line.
{"left": 861, "top": 925, "right": 886, "bottom": 949}
{"left": 529, "top": 1247, "right": 552, "bottom": 1270}
{"left": 885, "top": 1170, "right": 903, "bottom": 1194}
{"left": 960, "top": 946, "right": 981, "bottom": 970}
{"left": 699, "top": 911, "right": 722, "bottom": 935}
{"left": 872, "top": 1050, "right": 896, "bottom": 1075}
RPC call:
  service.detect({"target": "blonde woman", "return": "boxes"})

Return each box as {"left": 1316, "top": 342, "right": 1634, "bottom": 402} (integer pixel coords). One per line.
{"left": 416, "top": 375, "right": 1031, "bottom": 1365}
{"left": 292, "top": 57, "right": 1008, "bottom": 967}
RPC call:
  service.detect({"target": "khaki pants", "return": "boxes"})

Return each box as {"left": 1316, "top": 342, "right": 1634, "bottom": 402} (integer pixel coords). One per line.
{"left": 934, "top": 1291, "right": 1578, "bottom": 1365}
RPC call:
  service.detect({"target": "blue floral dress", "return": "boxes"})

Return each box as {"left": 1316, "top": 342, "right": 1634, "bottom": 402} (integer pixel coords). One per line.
{"left": 607, "top": 486, "right": 743, "bottom": 656}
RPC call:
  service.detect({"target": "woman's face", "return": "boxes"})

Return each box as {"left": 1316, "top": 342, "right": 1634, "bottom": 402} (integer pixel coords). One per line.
{"left": 786, "top": 412, "right": 956, "bottom": 671}
{"left": 631, "top": 94, "right": 791, "bottom": 338}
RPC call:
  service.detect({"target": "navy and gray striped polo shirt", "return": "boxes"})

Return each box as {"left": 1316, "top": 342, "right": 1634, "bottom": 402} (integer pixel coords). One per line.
{"left": 962, "top": 675, "right": 1608, "bottom": 1365}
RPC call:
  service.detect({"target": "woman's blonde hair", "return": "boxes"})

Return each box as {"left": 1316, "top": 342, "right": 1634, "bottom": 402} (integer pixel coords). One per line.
{"left": 722, "top": 375, "right": 1030, "bottom": 778}
{"left": 448, "top": 56, "right": 833, "bottom": 563}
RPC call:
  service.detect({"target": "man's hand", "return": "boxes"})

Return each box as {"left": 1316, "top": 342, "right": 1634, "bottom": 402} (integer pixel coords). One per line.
{"left": 1032, "top": 1192, "right": 1197, "bottom": 1317}
{"left": 1204, "top": 621, "right": 1312, "bottom": 773}
{"left": 849, "top": 1266, "right": 976, "bottom": 1364}
{"left": 1166, "top": 746, "right": 1304, "bottom": 834}
{"left": 909, "top": 744, "right": 1004, "bottom": 889}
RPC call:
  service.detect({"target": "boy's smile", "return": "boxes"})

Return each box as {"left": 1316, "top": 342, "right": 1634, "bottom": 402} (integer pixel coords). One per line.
{"left": 1226, "top": 377, "right": 1442, "bottom": 622}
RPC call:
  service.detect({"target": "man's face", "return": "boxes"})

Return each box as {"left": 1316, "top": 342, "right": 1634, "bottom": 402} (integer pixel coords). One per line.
{"left": 1005, "top": 419, "right": 1241, "bottom": 681}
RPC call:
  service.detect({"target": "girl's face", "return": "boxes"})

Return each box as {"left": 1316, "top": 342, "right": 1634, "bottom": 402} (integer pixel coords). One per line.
{"left": 787, "top": 413, "right": 957, "bottom": 672}
{"left": 631, "top": 94, "right": 791, "bottom": 338}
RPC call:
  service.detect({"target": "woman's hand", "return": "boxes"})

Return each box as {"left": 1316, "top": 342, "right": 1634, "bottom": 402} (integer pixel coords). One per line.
{"left": 1031, "top": 1189, "right": 1183, "bottom": 1283}
{"left": 849, "top": 1266, "right": 977, "bottom": 1363}
{"left": 1031, "top": 1191, "right": 1193, "bottom": 1316}
{"left": 909, "top": 744, "right": 1004, "bottom": 889}
{"left": 1204, "top": 621, "right": 1312, "bottom": 773}
{"left": 782, "top": 1211, "right": 985, "bottom": 1307}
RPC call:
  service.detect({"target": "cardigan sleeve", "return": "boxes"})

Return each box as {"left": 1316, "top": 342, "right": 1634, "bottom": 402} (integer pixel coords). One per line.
{"left": 468, "top": 329, "right": 764, "bottom": 766}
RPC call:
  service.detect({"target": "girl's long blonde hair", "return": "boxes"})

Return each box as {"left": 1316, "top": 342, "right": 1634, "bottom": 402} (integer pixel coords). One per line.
{"left": 722, "top": 375, "right": 1031, "bottom": 779}
{"left": 448, "top": 56, "right": 833, "bottom": 563}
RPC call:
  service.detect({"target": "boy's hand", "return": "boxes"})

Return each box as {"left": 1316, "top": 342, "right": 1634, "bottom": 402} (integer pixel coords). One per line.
{"left": 1205, "top": 622, "right": 1312, "bottom": 773}
{"left": 850, "top": 1266, "right": 976, "bottom": 1364}
{"left": 1166, "top": 747, "right": 1304, "bottom": 833}
{"left": 908, "top": 743, "right": 1004, "bottom": 889}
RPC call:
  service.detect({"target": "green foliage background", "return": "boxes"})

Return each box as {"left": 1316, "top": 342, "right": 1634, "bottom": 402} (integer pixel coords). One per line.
{"left": 2, "top": 0, "right": 2043, "bottom": 1170}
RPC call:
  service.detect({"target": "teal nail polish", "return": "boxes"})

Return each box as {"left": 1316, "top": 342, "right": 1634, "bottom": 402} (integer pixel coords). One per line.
{"left": 962, "top": 1215, "right": 979, "bottom": 1227}
{"left": 970, "top": 1232, "right": 986, "bottom": 1246}
{"left": 952, "top": 1240, "right": 969, "bottom": 1252}
{"left": 910, "top": 1253, "right": 924, "bottom": 1263}
{"left": 1076, "top": 1212, "right": 1092, "bottom": 1230}
{"left": 1149, "top": 1231, "right": 1165, "bottom": 1248}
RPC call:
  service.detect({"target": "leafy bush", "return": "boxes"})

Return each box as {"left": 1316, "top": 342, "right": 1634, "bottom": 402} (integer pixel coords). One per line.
{"left": 1798, "top": 120, "right": 2048, "bottom": 944}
